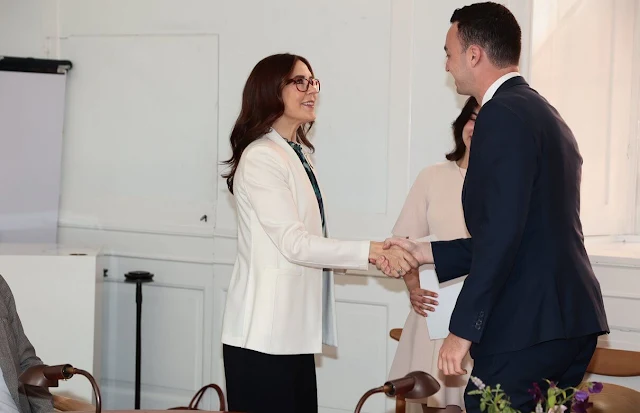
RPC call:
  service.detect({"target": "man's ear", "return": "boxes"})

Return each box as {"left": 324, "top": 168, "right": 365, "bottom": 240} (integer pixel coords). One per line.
{"left": 467, "top": 45, "right": 482, "bottom": 68}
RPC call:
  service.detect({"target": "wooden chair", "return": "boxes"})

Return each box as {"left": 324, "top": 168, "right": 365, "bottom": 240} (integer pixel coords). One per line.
{"left": 392, "top": 331, "right": 640, "bottom": 413}
{"left": 584, "top": 347, "right": 640, "bottom": 413}
{"left": 53, "top": 394, "right": 95, "bottom": 412}
{"left": 390, "top": 328, "right": 403, "bottom": 342}
{"left": 389, "top": 329, "right": 462, "bottom": 413}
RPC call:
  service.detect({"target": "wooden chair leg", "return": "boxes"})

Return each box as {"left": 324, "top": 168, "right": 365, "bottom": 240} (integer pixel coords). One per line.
{"left": 396, "top": 395, "right": 406, "bottom": 413}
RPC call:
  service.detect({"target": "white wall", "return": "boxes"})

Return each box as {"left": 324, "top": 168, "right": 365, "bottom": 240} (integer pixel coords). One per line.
{"left": 0, "top": 0, "right": 50, "bottom": 58}
{"left": 530, "top": 0, "right": 640, "bottom": 236}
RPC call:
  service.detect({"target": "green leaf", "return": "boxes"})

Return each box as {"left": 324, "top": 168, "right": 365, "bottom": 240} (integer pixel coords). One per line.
{"left": 547, "top": 394, "right": 556, "bottom": 407}
{"left": 480, "top": 401, "right": 486, "bottom": 411}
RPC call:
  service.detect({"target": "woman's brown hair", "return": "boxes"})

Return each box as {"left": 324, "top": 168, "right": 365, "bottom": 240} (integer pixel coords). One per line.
{"left": 221, "top": 53, "right": 315, "bottom": 193}
{"left": 445, "top": 96, "right": 479, "bottom": 162}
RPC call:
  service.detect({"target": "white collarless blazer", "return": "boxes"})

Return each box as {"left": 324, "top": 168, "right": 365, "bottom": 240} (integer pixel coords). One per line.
{"left": 221, "top": 129, "right": 370, "bottom": 355}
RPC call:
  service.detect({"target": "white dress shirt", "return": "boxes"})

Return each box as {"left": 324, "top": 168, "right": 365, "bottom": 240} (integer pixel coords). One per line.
{"left": 481, "top": 71, "right": 521, "bottom": 106}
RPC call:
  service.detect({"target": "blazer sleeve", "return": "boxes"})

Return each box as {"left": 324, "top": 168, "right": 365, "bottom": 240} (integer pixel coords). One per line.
{"left": 448, "top": 102, "right": 537, "bottom": 343}
{"left": 0, "top": 276, "right": 54, "bottom": 413}
{"left": 240, "top": 145, "right": 370, "bottom": 270}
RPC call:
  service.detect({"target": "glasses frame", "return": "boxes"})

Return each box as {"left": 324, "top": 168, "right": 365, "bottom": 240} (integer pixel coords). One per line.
{"left": 286, "top": 77, "right": 321, "bottom": 93}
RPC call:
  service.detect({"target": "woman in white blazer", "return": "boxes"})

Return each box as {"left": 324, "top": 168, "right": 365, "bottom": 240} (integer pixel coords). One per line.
{"left": 219, "top": 54, "right": 417, "bottom": 413}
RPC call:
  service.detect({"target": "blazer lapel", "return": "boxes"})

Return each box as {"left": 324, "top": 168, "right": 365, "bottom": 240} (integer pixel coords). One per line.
{"left": 266, "top": 130, "right": 325, "bottom": 232}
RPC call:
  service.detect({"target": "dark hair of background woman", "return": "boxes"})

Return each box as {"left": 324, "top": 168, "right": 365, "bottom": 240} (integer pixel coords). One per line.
{"left": 445, "top": 96, "right": 478, "bottom": 162}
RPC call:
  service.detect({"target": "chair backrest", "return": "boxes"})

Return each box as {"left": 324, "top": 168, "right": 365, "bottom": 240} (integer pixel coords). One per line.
{"left": 390, "top": 328, "right": 402, "bottom": 342}
{"left": 584, "top": 347, "right": 640, "bottom": 413}
{"left": 586, "top": 347, "right": 640, "bottom": 376}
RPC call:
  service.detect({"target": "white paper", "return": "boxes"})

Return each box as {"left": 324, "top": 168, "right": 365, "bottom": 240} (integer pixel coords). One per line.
{"left": 419, "top": 267, "right": 466, "bottom": 340}
{"left": 415, "top": 235, "right": 467, "bottom": 340}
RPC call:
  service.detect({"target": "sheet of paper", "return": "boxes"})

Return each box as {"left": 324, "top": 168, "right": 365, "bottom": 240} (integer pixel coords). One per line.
{"left": 419, "top": 267, "right": 466, "bottom": 340}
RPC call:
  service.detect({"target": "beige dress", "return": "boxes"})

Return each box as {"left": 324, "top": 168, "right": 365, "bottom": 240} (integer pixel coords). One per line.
{"left": 388, "top": 161, "right": 473, "bottom": 411}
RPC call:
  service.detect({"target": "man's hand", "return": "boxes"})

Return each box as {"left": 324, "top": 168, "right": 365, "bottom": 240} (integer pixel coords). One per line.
{"left": 383, "top": 237, "right": 434, "bottom": 265}
{"left": 438, "top": 333, "right": 472, "bottom": 376}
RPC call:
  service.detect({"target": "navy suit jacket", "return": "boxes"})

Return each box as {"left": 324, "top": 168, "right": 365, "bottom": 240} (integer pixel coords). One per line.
{"left": 432, "top": 77, "right": 609, "bottom": 357}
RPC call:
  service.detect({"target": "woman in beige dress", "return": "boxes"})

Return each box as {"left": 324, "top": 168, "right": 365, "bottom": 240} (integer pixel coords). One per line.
{"left": 388, "top": 96, "right": 479, "bottom": 411}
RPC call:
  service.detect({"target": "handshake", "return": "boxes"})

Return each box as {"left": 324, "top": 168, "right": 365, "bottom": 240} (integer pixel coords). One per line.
{"left": 368, "top": 238, "right": 434, "bottom": 278}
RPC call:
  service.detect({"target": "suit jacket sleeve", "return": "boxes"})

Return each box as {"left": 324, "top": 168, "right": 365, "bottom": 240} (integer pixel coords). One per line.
{"left": 240, "top": 145, "right": 370, "bottom": 270}
{"left": 448, "top": 102, "right": 537, "bottom": 343}
{"left": 431, "top": 238, "right": 473, "bottom": 282}
{"left": 1, "top": 276, "right": 54, "bottom": 413}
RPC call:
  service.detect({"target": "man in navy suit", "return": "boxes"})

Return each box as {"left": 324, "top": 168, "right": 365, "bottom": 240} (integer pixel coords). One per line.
{"left": 381, "top": 2, "right": 609, "bottom": 411}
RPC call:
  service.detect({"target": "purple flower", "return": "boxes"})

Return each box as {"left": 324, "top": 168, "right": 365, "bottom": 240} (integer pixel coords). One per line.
{"left": 588, "top": 382, "right": 603, "bottom": 394}
{"left": 528, "top": 382, "right": 544, "bottom": 403}
{"left": 572, "top": 400, "right": 594, "bottom": 413}
{"left": 574, "top": 390, "right": 589, "bottom": 402}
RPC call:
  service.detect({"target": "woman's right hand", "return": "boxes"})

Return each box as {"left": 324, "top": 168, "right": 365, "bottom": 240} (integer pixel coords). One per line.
{"left": 369, "top": 241, "right": 419, "bottom": 277}
{"left": 410, "top": 288, "right": 438, "bottom": 317}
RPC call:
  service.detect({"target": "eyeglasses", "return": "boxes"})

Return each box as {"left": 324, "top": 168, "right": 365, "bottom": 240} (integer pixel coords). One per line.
{"left": 286, "top": 77, "right": 321, "bottom": 93}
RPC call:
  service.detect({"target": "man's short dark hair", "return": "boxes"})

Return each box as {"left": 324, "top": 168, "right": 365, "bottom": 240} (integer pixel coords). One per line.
{"left": 450, "top": 2, "right": 521, "bottom": 68}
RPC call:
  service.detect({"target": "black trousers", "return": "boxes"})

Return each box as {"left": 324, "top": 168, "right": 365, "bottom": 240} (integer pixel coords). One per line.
{"left": 223, "top": 344, "right": 318, "bottom": 413}
{"left": 464, "top": 334, "right": 598, "bottom": 412}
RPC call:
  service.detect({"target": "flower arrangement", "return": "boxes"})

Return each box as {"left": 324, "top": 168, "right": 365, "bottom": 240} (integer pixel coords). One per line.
{"left": 468, "top": 376, "right": 603, "bottom": 413}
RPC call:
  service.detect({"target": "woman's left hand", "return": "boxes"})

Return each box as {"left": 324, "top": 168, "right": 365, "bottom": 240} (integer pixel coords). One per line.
{"left": 410, "top": 288, "right": 438, "bottom": 317}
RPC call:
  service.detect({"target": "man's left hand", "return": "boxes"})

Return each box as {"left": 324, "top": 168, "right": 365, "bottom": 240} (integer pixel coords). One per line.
{"left": 438, "top": 333, "right": 472, "bottom": 376}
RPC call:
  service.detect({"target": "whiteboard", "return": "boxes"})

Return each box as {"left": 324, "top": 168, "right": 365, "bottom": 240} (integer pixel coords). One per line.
{"left": 0, "top": 67, "right": 68, "bottom": 243}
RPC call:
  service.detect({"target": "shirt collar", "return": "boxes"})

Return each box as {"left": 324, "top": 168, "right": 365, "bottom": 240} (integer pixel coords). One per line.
{"left": 481, "top": 71, "right": 521, "bottom": 106}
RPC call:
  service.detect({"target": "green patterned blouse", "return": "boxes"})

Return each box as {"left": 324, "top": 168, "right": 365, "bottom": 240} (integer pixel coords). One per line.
{"left": 286, "top": 140, "right": 326, "bottom": 237}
